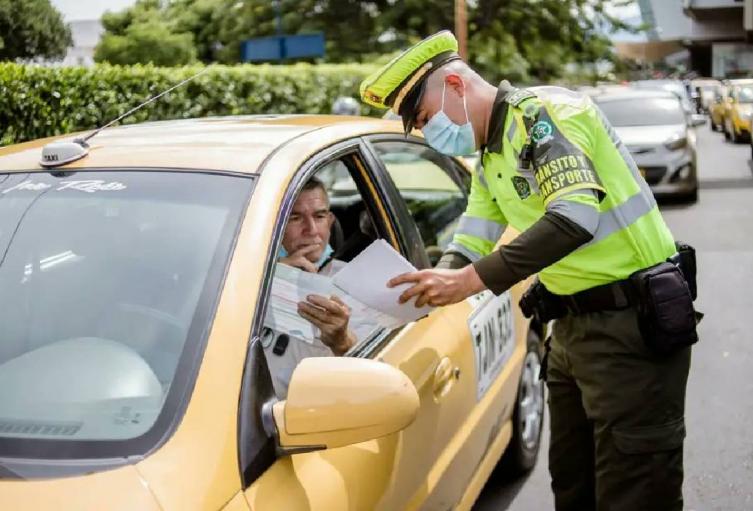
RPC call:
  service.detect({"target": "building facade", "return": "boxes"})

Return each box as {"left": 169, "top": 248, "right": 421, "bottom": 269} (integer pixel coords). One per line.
{"left": 62, "top": 20, "right": 103, "bottom": 67}
{"left": 638, "top": 0, "right": 753, "bottom": 77}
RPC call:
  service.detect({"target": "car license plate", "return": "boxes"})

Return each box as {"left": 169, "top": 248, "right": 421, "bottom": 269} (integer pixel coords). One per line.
{"left": 467, "top": 290, "right": 515, "bottom": 400}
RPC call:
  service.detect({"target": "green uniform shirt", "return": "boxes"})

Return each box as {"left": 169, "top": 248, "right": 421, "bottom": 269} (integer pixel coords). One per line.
{"left": 447, "top": 84, "right": 676, "bottom": 295}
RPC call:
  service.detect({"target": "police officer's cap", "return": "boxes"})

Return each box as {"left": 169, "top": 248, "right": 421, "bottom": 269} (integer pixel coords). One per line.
{"left": 360, "top": 31, "right": 461, "bottom": 135}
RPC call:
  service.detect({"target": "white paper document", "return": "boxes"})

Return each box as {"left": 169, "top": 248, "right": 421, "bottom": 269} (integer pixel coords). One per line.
{"left": 264, "top": 239, "right": 433, "bottom": 344}
{"left": 333, "top": 239, "right": 434, "bottom": 323}
{"left": 265, "top": 263, "right": 334, "bottom": 341}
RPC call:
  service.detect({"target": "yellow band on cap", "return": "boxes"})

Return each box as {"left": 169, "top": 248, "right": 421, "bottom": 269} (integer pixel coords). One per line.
{"left": 392, "top": 62, "right": 433, "bottom": 115}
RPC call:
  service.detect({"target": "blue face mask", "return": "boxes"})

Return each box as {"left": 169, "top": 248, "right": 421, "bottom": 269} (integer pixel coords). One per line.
{"left": 278, "top": 244, "right": 334, "bottom": 269}
{"left": 421, "top": 81, "right": 476, "bottom": 156}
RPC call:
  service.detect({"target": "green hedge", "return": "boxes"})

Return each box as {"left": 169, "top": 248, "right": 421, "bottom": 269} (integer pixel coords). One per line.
{"left": 0, "top": 62, "right": 381, "bottom": 146}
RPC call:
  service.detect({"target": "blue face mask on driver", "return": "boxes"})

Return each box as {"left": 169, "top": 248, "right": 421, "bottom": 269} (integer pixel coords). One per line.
{"left": 421, "top": 81, "right": 476, "bottom": 156}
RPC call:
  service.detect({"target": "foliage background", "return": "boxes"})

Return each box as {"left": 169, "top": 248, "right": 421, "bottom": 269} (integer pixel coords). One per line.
{"left": 94, "top": 0, "right": 637, "bottom": 84}
{"left": 0, "top": 62, "right": 379, "bottom": 146}
{"left": 0, "top": 0, "right": 72, "bottom": 61}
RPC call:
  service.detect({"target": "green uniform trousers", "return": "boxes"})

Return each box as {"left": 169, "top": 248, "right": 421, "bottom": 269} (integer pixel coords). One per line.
{"left": 546, "top": 306, "right": 691, "bottom": 511}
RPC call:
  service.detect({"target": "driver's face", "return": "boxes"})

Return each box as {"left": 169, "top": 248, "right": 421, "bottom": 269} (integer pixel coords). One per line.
{"left": 282, "top": 187, "right": 334, "bottom": 262}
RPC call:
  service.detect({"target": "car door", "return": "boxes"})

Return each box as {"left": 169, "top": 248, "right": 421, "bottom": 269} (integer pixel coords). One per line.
{"left": 242, "top": 139, "right": 483, "bottom": 511}
{"left": 360, "top": 136, "right": 522, "bottom": 509}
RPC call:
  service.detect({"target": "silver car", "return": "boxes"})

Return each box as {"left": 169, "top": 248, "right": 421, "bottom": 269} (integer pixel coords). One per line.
{"left": 631, "top": 79, "right": 695, "bottom": 115}
{"left": 593, "top": 89, "right": 702, "bottom": 202}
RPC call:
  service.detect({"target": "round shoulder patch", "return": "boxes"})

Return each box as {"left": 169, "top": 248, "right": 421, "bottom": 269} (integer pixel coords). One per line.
{"left": 530, "top": 120, "right": 553, "bottom": 145}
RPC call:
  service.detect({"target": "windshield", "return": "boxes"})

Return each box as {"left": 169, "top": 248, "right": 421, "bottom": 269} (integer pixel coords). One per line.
{"left": 0, "top": 171, "right": 252, "bottom": 465}
{"left": 632, "top": 81, "right": 692, "bottom": 111}
{"left": 596, "top": 97, "right": 686, "bottom": 127}
{"left": 736, "top": 86, "right": 753, "bottom": 103}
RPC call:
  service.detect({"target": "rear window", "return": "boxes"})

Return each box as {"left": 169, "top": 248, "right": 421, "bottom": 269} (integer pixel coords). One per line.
{"left": 736, "top": 86, "right": 753, "bottom": 103}
{"left": 596, "top": 97, "right": 686, "bottom": 127}
{"left": 0, "top": 170, "right": 252, "bottom": 470}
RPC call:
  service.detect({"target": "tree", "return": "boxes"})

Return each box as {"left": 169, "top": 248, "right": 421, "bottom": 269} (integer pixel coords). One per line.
{"left": 94, "top": 19, "right": 197, "bottom": 66}
{"left": 0, "top": 0, "right": 72, "bottom": 61}
{"left": 95, "top": 0, "right": 640, "bottom": 82}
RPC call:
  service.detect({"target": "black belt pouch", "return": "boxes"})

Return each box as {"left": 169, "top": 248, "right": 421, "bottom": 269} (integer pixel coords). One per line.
{"left": 631, "top": 262, "right": 698, "bottom": 355}
{"left": 674, "top": 241, "right": 698, "bottom": 300}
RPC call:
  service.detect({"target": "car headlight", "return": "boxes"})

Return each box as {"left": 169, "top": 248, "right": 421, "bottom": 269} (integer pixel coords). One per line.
{"left": 669, "top": 163, "right": 693, "bottom": 183}
{"left": 664, "top": 135, "right": 687, "bottom": 151}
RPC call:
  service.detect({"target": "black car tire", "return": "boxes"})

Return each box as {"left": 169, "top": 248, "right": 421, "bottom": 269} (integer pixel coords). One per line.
{"left": 727, "top": 120, "right": 742, "bottom": 143}
{"left": 497, "top": 329, "right": 545, "bottom": 476}
{"left": 683, "top": 187, "right": 699, "bottom": 204}
{"left": 710, "top": 118, "right": 719, "bottom": 132}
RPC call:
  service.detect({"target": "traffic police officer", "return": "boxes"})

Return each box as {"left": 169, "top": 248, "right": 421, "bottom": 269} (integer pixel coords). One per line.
{"left": 360, "top": 31, "right": 697, "bottom": 511}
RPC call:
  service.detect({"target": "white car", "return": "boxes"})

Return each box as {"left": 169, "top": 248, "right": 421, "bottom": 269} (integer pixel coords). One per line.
{"left": 593, "top": 89, "right": 702, "bottom": 202}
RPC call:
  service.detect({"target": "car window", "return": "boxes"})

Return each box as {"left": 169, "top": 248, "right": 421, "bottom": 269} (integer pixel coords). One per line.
{"left": 736, "top": 86, "right": 753, "bottom": 104}
{"left": 261, "top": 155, "right": 387, "bottom": 399}
{"left": 370, "top": 141, "right": 469, "bottom": 265}
{"left": 0, "top": 171, "right": 252, "bottom": 452}
{"left": 596, "top": 97, "right": 686, "bottom": 127}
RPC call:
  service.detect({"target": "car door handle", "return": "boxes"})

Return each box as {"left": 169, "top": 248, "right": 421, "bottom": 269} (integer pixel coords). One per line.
{"left": 433, "top": 357, "right": 460, "bottom": 400}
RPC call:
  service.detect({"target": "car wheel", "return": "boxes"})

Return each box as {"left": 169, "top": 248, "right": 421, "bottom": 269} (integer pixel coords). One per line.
{"left": 724, "top": 120, "right": 731, "bottom": 140}
{"left": 727, "top": 120, "right": 742, "bottom": 143}
{"left": 683, "top": 187, "right": 699, "bottom": 204}
{"left": 731, "top": 125, "right": 741, "bottom": 144}
{"left": 710, "top": 118, "right": 718, "bottom": 132}
{"left": 498, "top": 330, "right": 545, "bottom": 476}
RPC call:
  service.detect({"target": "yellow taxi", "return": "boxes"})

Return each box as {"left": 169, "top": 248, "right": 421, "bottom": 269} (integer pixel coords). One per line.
{"left": 0, "top": 115, "right": 544, "bottom": 510}
{"left": 722, "top": 79, "right": 753, "bottom": 143}
{"left": 709, "top": 83, "right": 729, "bottom": 133}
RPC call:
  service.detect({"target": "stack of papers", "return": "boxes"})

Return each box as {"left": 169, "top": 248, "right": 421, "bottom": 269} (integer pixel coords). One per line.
{"left": 264, "top": 239, "right": 434, "bottom": 343}
{"left": 333, "top": 239, "right": 434, "bottom": 322}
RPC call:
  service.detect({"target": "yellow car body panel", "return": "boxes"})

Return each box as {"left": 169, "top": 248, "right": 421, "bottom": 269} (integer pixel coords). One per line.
{"left": 725, "top": 80, "right": 753, "bottom": 136}
{"left": 709, "top": 85, "right": 729, "bottom": 128}
{"left": 0, "top": 115, "right": 534, "bottom": 511}
{"left": 0, "top": 465, "right": 161, "bottom": 510}
{"left": 0, "top": 115, "right": 398, "bottom": 173}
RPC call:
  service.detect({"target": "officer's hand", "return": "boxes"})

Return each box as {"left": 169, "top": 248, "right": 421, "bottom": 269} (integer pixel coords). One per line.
{"left": 297, "top": 294, "right": 355, "bottom": 355}
{"left": 388, "top": 265, "right": 487, "bottom": 308}
{"left": 280, "top": 245, "right": 320, "bottom": 273}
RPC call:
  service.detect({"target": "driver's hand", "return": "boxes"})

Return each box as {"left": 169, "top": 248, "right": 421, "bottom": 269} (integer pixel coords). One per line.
{"left": 297, "top": 294, "right": 355, "bottom": 355}
{"left": 279, "top": 245, "right": 320, "bottom": 273}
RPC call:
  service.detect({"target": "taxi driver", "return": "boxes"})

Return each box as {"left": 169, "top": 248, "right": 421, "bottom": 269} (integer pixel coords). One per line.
{"left": 264, "top": 177, "right": 357, "bottom": 398}
{"left": 278, "top": 177, "right": 356, "bottom": 355}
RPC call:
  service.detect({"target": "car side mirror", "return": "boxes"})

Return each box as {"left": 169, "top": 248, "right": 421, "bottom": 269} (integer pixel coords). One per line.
{"left": 263, "top": 357, "right": 419, "bottom": 453}
{"left": 690, "top": 114, "right": 706, "bottom": 127}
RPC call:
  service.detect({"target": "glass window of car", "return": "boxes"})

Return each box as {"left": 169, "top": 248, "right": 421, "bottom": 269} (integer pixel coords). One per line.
{"left": 735, "top": 86, "right": 753, "bottom": 104}
{"left": 370, "top": 141, "right": 469, "bottom": 265}
{"left": 0, "top": 171, "right": 252, "bottom": 455}
{"left": 261, "top": 155, "right": 387, "bottom": 399}
{"left": 596, "top": 97, "right": 686, "bottom": 127}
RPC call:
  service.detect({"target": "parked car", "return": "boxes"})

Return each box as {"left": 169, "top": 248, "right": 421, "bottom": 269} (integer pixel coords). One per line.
{"left": 709, "top": 83, "right": 730, "bottom": 132}
{"left": 690, "top": 78, "right": 722, "bottom": 113}
{"left": 593, "top": 89, "right": 701, "bottom": 202}
{"left": 0, "top": 115, "right": 544, "bottom": 510}
{"left": 631, "top": 79, "right": 695, "bottom": 114}
{"left": 722, "top": 79, "right": 753, "bottom": 143}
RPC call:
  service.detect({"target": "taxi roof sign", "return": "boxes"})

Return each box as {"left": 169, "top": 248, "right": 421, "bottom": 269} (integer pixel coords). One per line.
{"left": 38, "top": 67, "right": 211, "bottom": 168}
{"left": 39, "top": 139, "right": 89, "bottom": 168}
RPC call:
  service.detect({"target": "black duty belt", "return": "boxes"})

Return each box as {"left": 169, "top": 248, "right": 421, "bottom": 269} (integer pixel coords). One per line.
{"left": 560, "top": 278, "right": 637, "bottom": 315}
{"left": 520, "top": 244, "right": 696, "bottom": 323}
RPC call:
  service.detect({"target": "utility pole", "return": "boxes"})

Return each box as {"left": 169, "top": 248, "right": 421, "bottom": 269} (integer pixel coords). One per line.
{"left": 455, "top": 0, "right": 468, "bottom": 60}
